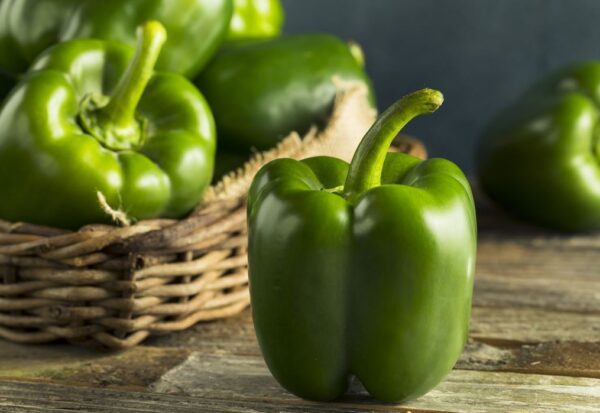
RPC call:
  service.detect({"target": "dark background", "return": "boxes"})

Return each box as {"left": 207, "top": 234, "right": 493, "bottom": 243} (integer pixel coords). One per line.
{"left": 281, "top": 0, "right": 599, "bottom": 172}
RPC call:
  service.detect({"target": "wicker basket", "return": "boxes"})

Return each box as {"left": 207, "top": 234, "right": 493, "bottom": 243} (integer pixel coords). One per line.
{"left": 0, "top": 84, "right": 425, "bottom": 349}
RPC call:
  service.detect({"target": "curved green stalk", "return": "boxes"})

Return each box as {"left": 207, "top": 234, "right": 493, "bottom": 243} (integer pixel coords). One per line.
{"left": 343, "top": 88, "right": 444, "bottom": 201}
{"left": 80, "top": 20, "right": 167, "bottom": 151}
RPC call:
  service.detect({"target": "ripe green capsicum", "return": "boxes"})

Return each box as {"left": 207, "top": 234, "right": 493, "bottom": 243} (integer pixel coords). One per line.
{"left": 228, "top": 0, "right": 284, "bottom": 40}
{"left": 0, "top": 21, "right": 215, "bottom": 229}
{"left": 477, "top": 61, "right": 600, "bottom": 231}
{"left": 248, "top": 89, "right": 477, "bottom": 402}
{"left": 196, "top": 34, "right": 374, "bottom": 153}
{"left": 0, "top": 0, "right": 233, "bottom": 78}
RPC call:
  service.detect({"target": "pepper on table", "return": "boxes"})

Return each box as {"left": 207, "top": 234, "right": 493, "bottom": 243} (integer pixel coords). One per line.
{"left": 0, "top": 21, "right": 216, "bottom": 230}
{"left": 477, "top": 61, "right": 600, "bottom": 231}
{"left": 0, "top": 0, "right": 233, "bottom": 78}
{"left": 248, "top": 89, "right": 477, "bottom": 402}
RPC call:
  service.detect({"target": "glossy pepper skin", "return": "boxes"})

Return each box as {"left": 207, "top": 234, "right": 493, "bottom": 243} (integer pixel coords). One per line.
{"left": 228, "top": 0, "right": 284, "bottom": 40}
{"left": 248, "top": 90, "right": 477, "bottom": 402}
{"left": 197, "top": 34, "right": 374, "bottom": 152}
{"left": 0, "top": 21, "right": 215, "bottom": 230}
{"left": 477, "top": 61, "right": 600, "bottom": 231}
{"left": 0, "top": 0, "right": 233, "bottom": 78}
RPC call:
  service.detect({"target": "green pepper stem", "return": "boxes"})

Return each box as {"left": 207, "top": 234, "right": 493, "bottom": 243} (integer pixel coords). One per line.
{"left": 102, "top": 20, "right": 166, "bottom": 130}
{"left": 343, "top": 89, "right": 443, "bottom": 201}
{"left": 79, "top": 21, "right": 166, "bottom": 151}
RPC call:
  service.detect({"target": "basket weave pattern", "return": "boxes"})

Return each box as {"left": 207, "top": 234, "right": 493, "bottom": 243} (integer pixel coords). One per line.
{"left": 0, "top": 85, "right": 422, "bottom": 349}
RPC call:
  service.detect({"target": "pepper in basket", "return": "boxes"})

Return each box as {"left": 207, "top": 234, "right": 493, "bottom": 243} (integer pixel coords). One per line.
{"left": 0, "top": 21, "right": 216, "bottom": 229}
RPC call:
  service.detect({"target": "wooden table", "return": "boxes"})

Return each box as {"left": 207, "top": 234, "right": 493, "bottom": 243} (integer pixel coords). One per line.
{"left": 0, "top": 196, "right": 599, "bottom": 412}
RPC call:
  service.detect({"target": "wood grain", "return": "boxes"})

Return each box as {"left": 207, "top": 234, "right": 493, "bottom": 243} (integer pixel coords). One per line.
{"left": 0, "top": 368, "right": 598, "bottom": 413}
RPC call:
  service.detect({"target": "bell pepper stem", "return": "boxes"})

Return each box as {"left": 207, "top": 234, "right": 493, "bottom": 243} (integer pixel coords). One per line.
{"left": 343, "top": 88, "right": 443, "bottom": 201}
{"left": 80, "top": 21, "right": 166, "bottom": 151}
{"left": 102, "top": 20, "right": 166, "bottom": 129}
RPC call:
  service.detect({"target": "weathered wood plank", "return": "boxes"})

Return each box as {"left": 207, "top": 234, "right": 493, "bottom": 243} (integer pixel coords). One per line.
{"left": 1, "top": 366, "right": 599, "bottom": 413}
{"left": 470, "top": 307, "right": 600, "bottom": 343}
{"left": 473, "top": 276, "right": 600, "bottom": 313}
{"left": 477, "top": 242, "right": 600, "bottom": 282}
{"left": 474, "top": 233, "right": 600, "bottom": 314}
{"left": 1, "top": 303, "right": 599, "bottom": 389}
{"left": 0, "top": 340, "right": 190, "bottom": 389}
{"left": 149, "top": 352, "right": 600, "bottom": 413}
{"left": 146, "top": 306, "right": 600, "bottom": 349}
{"left": 0, "top": 379, "right": 419, "bottom": 413}
{"left": 458, "top": 341, "right": 600, "bottom": 379}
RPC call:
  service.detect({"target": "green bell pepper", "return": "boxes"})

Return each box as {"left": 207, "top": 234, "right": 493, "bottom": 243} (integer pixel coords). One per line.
{"left": 228, "top": 0, "right": 284, "bottom": 40}
{"left": 0, "top": 0, "right": 233, "bottom": 78}
{"left": 477, "top": 61, "right": 600, "bottom": 231}
{"left": 248, "top": 89, "right": 477, "bottom": 402}
{"left": 196, "top": 34, "right": 374, "bottom": 153}
{"left": 0, "top": 21, "right": 215, "bottom": 229}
